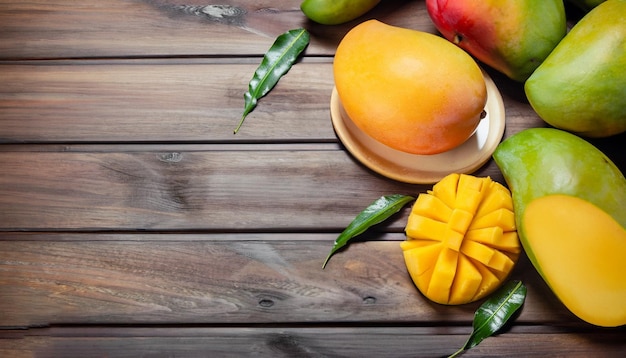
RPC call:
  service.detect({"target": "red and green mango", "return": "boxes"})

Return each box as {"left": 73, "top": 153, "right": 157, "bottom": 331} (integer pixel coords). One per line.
{"left": 426, "top": 0, "right": 566, "bottom": 82}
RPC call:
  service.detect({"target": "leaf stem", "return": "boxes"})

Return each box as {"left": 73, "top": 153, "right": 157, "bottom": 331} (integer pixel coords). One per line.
{"left": 233, "top": 115, "right": 246, "bottom": 134}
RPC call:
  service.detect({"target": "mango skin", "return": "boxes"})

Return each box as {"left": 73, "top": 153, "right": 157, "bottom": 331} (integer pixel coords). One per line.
{"left": 426, "top": 0, "right": 566, "bottom": 82}
{"left": 300, "top": 0, "right": 381, "bottom": 25}
{"left": 493, "top": 128, "right": 626, "bottom": 325}
{"left": 525, "top": 0, "right": 626, "bottom": 138}
{"left": 493, "top": 128, "right": 626, "bottom": 247}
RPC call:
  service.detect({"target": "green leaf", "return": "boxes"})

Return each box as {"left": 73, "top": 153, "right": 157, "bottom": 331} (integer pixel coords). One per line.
{"left": 449, "top": 280, "right": 527, "bottom": 357}
{"left": 322, "top": 194, "right": 415, "bottom": 269}
{"left": 234, "top": 28, "right": 310, "bottom": 134}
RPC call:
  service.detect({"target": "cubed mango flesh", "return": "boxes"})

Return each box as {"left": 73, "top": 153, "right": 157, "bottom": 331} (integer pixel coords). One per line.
{"left": 401, "top": 173, "right": 521, "bottom": 305}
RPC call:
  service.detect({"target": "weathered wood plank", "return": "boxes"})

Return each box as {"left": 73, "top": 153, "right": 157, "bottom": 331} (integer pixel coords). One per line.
{"left": 0, "top": 148, "right": 489, "bottom": 231}
{"left": 2, "top": 143, "right": 624, "bottom": 231}
{"left": 0, "top": 61, "right": 337, "bottom": 143}
{"left": 0, "top": 238, "right": 592, "bottom": 328}
{"left": 0, "top": 0, "right": 432, "bottom": 60}
{"left": 1, "top": 326, "right": 625, "bottom": 357}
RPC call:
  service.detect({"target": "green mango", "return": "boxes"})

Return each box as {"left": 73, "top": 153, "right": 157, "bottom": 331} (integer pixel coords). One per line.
{"left": 300, "top": 0, "right": 381, "bottom": 25}
{"left": 525, "top": 0, "right": 626, "bottom": 137}
{"left": 493, "top": 128, "right": 626, "bottom": 327}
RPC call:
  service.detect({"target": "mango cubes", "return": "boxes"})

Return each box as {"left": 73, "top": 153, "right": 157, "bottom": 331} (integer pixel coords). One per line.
{"left": 401, "top": 173, "right": 521, "bottom": 305}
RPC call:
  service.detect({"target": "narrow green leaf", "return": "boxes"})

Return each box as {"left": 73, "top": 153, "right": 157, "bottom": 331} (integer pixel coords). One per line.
{"left": 234, "top": 28, "right": 310, "bottom": 134}
{"left": 322, "top": 194, "right": 415, "bottom": 269}
{"left": 449, "top": 280, "right": 527, "bottom": 357}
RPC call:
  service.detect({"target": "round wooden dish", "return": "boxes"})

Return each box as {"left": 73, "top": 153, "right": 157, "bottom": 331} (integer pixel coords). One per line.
{"left": 330, "top": 71, "right": 506, "bottom": 184}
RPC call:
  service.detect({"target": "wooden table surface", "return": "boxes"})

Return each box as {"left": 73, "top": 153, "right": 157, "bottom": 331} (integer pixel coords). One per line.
{"left": 1, "top": 1, "right": 625, "bottom": 356}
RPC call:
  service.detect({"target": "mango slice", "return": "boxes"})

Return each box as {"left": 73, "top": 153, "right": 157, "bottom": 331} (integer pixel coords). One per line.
{"left": 401, "top": 173, "right": 521, "bottom": 305}
{"left": 524, "top": 194, "right": 626, "bottom": 327}
{"left": 493, "top": 128, "right": 626, "bottom": 326}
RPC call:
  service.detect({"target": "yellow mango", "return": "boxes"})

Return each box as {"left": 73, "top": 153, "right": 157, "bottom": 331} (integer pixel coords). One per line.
{"left": 450, "top": 255, "right": 483, "bottom": 304}
{"left": 401, "top": 173, "right": 520, "bottom": 305}
{"left": 524, "top": 194, "right": 626, "bottom": 327}
{"left": 469, "top": 208, "right": 516, "bottom": 231}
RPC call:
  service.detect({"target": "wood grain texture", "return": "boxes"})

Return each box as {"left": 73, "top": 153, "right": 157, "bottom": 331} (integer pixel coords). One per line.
{"left": 2, "top": 326, "right": 625, "bottom": 357}
{"left": 0, "top": 237, "right": 592, "bottom": 327}
{"left": 0, "top": 61, "right": 336, "bottom": 142}
{"left": 0, "top": 148, "right": 426, "bottom": 231}
{"left": 0, "top": 0, "right": 430, "bottom": 59}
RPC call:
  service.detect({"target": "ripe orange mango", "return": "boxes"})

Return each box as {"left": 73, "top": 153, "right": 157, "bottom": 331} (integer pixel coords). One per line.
{"left": 333, "top": 20, "right": 487, "bottom": 155}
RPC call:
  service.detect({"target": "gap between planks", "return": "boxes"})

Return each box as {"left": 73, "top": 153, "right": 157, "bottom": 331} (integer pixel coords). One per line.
{"left": 0, "top": 143, "right": 344, "bottom": 153}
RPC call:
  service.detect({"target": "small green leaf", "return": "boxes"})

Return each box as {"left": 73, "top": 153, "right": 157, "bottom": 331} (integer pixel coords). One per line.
{"left": 234, "top": 28, "right": 310, "bottom": 134}
{"left": 449, "top": 280, "right": 527, "bottom": 357}
{"left": 322, "top": 194, "right": 415, "bottom": 269}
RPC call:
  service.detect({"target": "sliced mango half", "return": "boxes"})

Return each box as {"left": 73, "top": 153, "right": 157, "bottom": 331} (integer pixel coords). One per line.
{"left": 401, "top": 173, "right": 521, "bottom": 305}
{"left": 523, "top": 194, "right": 626, "bottom": 327}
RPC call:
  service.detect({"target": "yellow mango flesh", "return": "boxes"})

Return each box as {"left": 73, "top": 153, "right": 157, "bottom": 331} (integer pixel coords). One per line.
{"left": 523, "top": 194, "right": 626, "bottom": 327}
{"left": 401, "top": 173, "right": 521, "bottom": 305}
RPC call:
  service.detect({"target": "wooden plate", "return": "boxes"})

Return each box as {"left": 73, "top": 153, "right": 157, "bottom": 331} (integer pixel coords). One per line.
{"left": 330, "top": 71, "right": 506, "bottom": 184}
